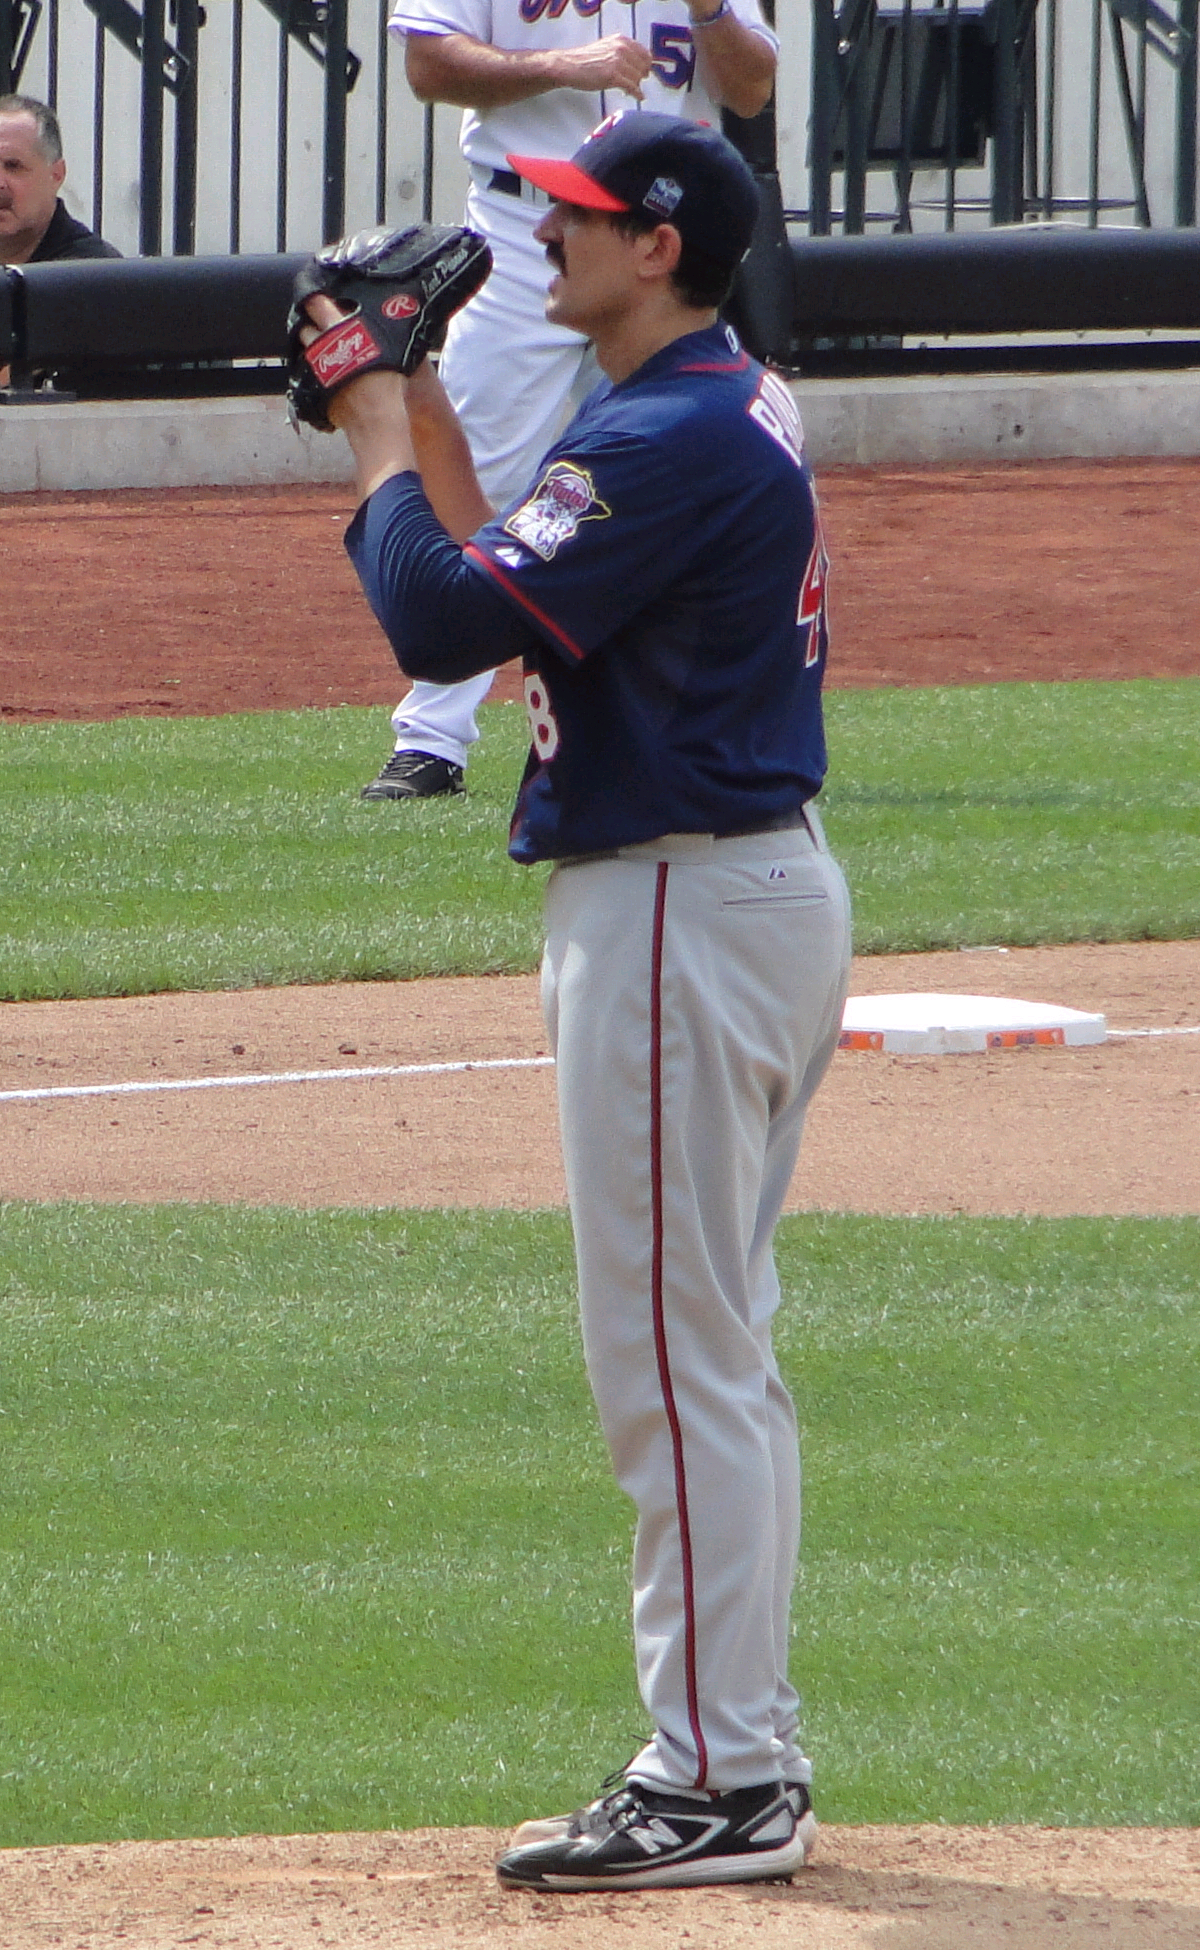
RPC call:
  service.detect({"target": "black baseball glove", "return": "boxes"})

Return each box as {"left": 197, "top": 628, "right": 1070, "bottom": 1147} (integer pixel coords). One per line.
{"left": 287, "top": 223, "right": 493, "bottom": 432}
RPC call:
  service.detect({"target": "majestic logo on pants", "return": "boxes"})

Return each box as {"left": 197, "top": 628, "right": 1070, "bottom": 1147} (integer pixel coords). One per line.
{"left": 504, "top": 462, "right": 611, "bottom": 561}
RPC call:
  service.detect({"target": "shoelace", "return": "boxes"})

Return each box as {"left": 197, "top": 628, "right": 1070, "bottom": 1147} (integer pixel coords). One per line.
{"left": 604, "top": 1780, "right": 719, "bottom": 1834}
{"left": 605, "top": 1789, "right": 644, "bottom": 1832}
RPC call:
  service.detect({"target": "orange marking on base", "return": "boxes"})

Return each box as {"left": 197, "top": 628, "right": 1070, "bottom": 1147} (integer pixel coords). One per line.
{"left": 986, "top": 1027, "right": 1067, "bottom": 1048}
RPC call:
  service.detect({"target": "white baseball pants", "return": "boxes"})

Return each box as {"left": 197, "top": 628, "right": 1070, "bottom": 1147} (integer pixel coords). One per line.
{"left": 540, "top": 813, "right": 852, "bottom": 1792}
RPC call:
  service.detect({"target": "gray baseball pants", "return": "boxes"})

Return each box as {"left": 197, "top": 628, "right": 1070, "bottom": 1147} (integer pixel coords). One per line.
{"left": 540, "top": 811, "right": 852, "bottom": 1794}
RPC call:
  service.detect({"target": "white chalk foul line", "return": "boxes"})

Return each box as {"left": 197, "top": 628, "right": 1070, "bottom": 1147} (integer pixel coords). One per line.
{"left": 0, "top": 1055, "right": 556, "bottom": 1106}
{"left": 1, "top": 1027, "right": 1196, "bottom": 1107}
{"left": 1107, "top": 1025, "right": 1200, "bottom": 1038}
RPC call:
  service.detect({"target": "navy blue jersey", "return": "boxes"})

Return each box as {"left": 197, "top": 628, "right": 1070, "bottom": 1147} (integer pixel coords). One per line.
{"left": 464, "top": 322, "right": 830, "bottom": 864}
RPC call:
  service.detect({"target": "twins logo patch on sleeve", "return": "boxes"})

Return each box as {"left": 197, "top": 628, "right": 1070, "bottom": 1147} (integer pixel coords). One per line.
{"left": 504, "top": 462, "right": 612, "bottom": 562}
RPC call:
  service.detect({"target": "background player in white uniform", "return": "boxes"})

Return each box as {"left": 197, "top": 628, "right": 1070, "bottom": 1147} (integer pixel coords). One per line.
{"left": 298, "top": 113, "right": 851, "bottom": 1890}
{"left": 361, "top": 0, "right": 777, "bottom": 797}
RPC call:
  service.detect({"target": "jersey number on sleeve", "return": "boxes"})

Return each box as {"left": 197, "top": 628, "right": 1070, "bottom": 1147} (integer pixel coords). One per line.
{"left": 524, "top": 671, "right": 562, "bottom": 763}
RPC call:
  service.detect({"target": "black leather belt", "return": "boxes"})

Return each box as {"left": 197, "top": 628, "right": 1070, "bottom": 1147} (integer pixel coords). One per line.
{"left": 722, "top": 807, "right": 814, "bottom": 841}
{"left": 558, "top": 809, "right": 814, "bottom": 868}
{"left": 488, "top": 168, "right": 524, "bottom": 196}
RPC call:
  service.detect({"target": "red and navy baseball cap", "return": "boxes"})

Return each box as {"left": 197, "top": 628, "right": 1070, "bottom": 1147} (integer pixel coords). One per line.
{"left": 508, "top": 111, "right": 759, "bottom": 275}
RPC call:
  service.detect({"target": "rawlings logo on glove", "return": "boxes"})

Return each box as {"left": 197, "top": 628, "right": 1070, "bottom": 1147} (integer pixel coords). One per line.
{"left": 309, "top": 318, "right": 383, "bottom": 385}
{"left": 287, "top": 222, "right": 493, "bottom": 433}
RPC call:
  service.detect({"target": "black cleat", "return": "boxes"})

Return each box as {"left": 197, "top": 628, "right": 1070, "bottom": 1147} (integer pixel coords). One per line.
{"left": 360, "top": 750, "right": 465, "bottom": 800}
{"left": 510, "top": 1775, "right": 817, "bottom": 1856}
{"left": 496, "top": 1777, "right": 814, "bottom": 1892}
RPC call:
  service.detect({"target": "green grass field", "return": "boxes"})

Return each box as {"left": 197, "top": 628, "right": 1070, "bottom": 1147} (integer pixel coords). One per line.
{"left": 2, "top": 676, "right": 1198, "bottom": 1000}
{"left": 1, "top": 1204, "right": 1196, "bottom": 1845}
{"left": 1, "top": 675, "right": 1197, "bottom": 1847}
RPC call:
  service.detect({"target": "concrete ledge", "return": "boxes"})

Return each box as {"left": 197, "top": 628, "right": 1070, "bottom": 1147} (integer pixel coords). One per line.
{"left": 793, "top": 364, "right": 1200, "bottom": 465}
{"left": 4, "top": 365, "right": 1200, "bottom": 492}
{"left": 0, "top": 395, "right": 354, "bottom": 493}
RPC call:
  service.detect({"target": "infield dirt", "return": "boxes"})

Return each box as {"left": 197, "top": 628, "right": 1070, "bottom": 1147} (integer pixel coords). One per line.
{"left": 1, "top": 459, "right": 1197, "bottom": 1948}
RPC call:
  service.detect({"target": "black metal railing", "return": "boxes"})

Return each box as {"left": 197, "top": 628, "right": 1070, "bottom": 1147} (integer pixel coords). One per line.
{"left": 2, "top": 0, "right": 1199, "bottom": 256}
{"left": 0, "top": 0, "right": 393, "bottom": 255}
{"left": 808, "top": 0, "right": 1200, "bottom": 232}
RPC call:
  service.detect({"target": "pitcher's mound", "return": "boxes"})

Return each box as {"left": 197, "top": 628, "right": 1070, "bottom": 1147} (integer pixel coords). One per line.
{"left": 1, "top": 1822, "right": 1197, "bottom": 1948}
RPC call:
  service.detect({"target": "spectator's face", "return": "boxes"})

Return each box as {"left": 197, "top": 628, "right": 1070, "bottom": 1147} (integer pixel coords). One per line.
{"left": 0, "top": 113, "right": 66, "bottom": 264}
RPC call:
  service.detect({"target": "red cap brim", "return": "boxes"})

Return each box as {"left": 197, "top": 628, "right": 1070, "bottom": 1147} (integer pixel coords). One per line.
{"left": 506, "top": 153, "right": 629, "bottom": 211}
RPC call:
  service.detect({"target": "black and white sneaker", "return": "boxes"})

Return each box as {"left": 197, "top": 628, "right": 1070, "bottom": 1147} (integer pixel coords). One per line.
{"left": 496, "top": 1777, "right": 813, "bottom": 1891}
{"left": 510, "top": 1776, "right": 817, "bottom": 1860}
{"left": 360, "top": 750, "right": 465, "bottom": 800}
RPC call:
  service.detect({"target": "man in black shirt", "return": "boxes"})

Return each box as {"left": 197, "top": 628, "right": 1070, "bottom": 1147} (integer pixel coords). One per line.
{"left": 0, "top": 94, "right": 120, "bottom": 265}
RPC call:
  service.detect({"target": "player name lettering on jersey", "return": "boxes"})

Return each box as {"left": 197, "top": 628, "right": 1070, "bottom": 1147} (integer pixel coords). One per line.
{"left": 504, "top": 461, "right": 612, "bottom": 562}
{"left": 747, "top": 371, "right": 806, "bottom": 471}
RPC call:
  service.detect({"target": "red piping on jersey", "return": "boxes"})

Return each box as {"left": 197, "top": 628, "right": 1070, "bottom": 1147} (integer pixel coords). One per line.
{"left": 464, "top": 543, "right": 585, "bottom": 662}
{"left": 677, "top": 352, "right": 751, "bottom": 374}
{"left": 648, "top": 861, "right": 709, "bottom": 1789}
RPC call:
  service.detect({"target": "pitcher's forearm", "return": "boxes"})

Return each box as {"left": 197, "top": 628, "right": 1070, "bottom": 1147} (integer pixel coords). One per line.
{"left": 401, "top": 359, "right": 494, "bottom": 542}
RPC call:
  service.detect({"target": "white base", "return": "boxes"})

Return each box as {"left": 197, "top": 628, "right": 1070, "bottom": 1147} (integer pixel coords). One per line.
{"left": 840, "top": 992, "right": 1107, "bottom": 1055}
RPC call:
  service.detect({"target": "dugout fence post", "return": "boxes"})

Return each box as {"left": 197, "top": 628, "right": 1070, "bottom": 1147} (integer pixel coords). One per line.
{"left": 808, "top": 0, "right": 839, "bottom": 235}
{"left": 1177, "top": 0, "right": 1199, "bottom": 226}
{"left": 322, "top": 0, "right": 350, "bottom": 244}
{"left": 721, "top": 0, "right": 797, "bottom": 365}
{"left": 172, "top": 0, "right": 203, "bottom": 256}
{"left": 139, "top": 0, "right": 166, "bottom": 255}
{"left": 0, "top": 2, "right": 13, "bottom": 95}
{"left": 989, "top": 0, "right": 1020, "bottom": 221}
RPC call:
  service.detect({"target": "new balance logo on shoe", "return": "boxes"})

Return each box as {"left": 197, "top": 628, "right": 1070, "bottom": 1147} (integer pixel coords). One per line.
{"left": 496, "top": 1777, "right": 816, "bottom": 1892}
